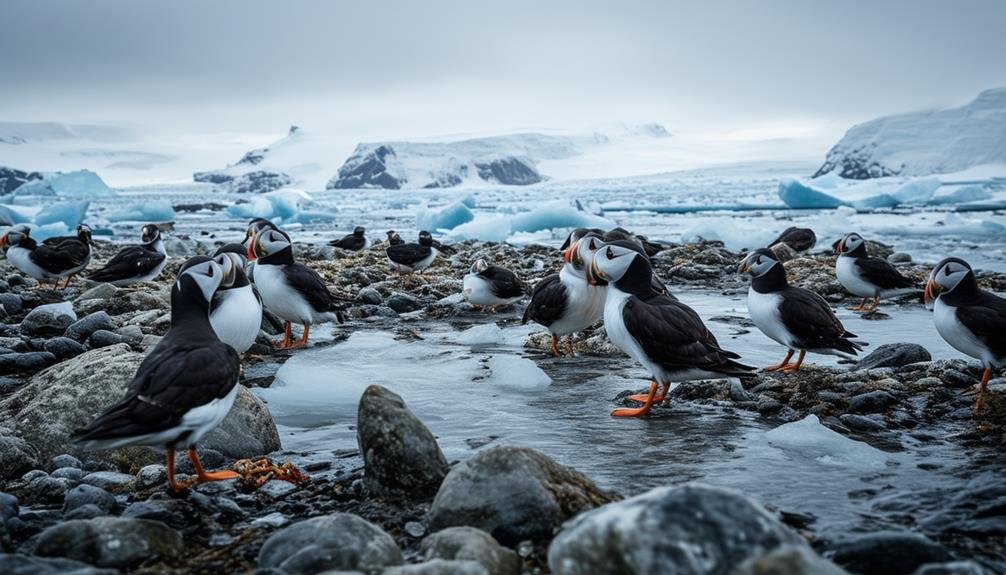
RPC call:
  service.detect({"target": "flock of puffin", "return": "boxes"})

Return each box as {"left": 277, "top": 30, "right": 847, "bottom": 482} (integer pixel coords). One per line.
{"left": 0, "top": 218, "right": 1003, "bottom": 490}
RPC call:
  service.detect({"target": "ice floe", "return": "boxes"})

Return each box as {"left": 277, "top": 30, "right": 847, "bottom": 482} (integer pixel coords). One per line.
{"left": 765, "top": 414, "right": 890, "bottom": 470}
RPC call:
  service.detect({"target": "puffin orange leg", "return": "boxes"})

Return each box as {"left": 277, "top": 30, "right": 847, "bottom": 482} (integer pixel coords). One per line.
{"left": 630, "top": 381, "right": 668, "bottom": 403}
{"left": 973, "top": 368, "right": 992, "bottom": 413}
{"left": 848, "top": 298, "right": 869, "bottom": 311}
{"left": 613, "top": 381, "right": 659, "bottom": 417}
{"left": 550, "top": 335, "right": 561, "bottom": 358}
{"left": 780, "top": 350, "right": 807, "bottom": 374}
{"left": 188, "top": 447, "right": 240, "bottom": 483}
{"left": 764, "top": 350, "right": 795, "bottom": 372}
{"left": 167, "top": 449, "right": 187, "bottom": 492}
{"left": 869, "top": 296, "right": 881, "bottom": 311}
{"left": 275, "top": 322, "right": 293, "bottom": 349}
{"left": 290, "top": 324, "right": 310, "bottom": 349}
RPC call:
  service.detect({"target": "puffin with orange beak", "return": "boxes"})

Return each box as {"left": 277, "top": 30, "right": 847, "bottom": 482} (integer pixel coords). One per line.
{"left": 1, "top": 226, "right": 91, "bottom": 288}
{"left": 522, "top": 229, "right": 606, "bottom": 357}
{"left": 925, "top": 257, "right": 1005, "bottom": 412}
{"left": 835, "top": 232, "right": 916, "bottom": 312}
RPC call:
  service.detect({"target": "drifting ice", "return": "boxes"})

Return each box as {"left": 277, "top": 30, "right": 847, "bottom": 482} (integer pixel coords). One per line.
{"left": 11, "top": 170, "right": 115, "bottom": 200}
{"left": 445, "top": 200, "right": 613, "bottom": 242}
{"left": 106, "top": 200, "right": 175, "bottom": 222}
{"left": 228, "top": 188, "right": 337, "bottom": 225}
{"left": 778, "top": 173, "right": 941, "bottom": 209}
{"left": 416, "top": 201, "right": 475, "bottom": 232}
{"left": 486, "top": 355, "right": 551, "bottom": 390}
{"left": 765, "top": 414, "right": 890, "bottom": 470}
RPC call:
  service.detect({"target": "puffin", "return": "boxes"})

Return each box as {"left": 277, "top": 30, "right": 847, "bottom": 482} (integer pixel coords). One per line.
{"left": 213, "top": 242, "right": 248, "bottom": 258}
{"left": 588, "top": 241, "right": 754, "bottom": 417}
{"left": 1, "top": 225, "right": 93, "bottom": 288}
{"left": 386, "top": 230, "right": 440, "bottom": 274}
{"left": 330, "top": 226, "right": 370, "bottom": 251}
{"left": 248, "top": 228, "right": 346, "bottom": 348}
{"left": 739, "top": 248, "right": 862, "bottom": 372}
{"left": 462, "top": 259, "right": 526, "bottom": 311}
{"left": 73, "top": 257, "right": 242, "bottom": 491}
{"left": 386, "top": 230, "right": 404, "bottom": 246}
{"left": 570, "top": 234, "right": 672, "bottom": 298}
{"left": 181, "top": 253, "right": 263, "bottom": 354}
{"left": 523, "top": 230, "right": 607, "bottom": 357}
{"left": 603, "top": 227, "right": 666, "bottom": 257}
{"left": 835, "top": 233, "right": 917, "bottom": 311}
{"left": 925, "top": 257, "right": 1006, "bottom": 412}
{"left": 85, "top": 224, "right": 168, "bottom": 287}
{"left": 769, "top": 227, "right": 817, "bottom": 253}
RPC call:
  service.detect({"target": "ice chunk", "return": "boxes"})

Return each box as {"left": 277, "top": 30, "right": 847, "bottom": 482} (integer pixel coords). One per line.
{"left": 765, "top": 414, "right": 889, "bottom": 470}
{"left": 227, "top": 188, "right": 336, "bottom": 225}
{"left": 679, "top": 219, "right": 778, "bottom": 252}
{"left": 13, "top": 170, "right": 115, "bottom": 199}
{"left": 460, "top": 193, "right": 477, "bottom": 208}
{"left": 930, "top": 184, "right": 992, "bottom": 205}
{"left": 416, "top": 201, "right": 475, "bottom": 231}
{"left": 510, "top": 200, "right": 612, "bottom": 234}
{"left": 485, "top": 355, "right": 551, "bottom": 390}
{"left": 0, "top": 204, "right": 30, "bottom": 226}
{"left": 455, "top": 323, "right": 507, "bottom": 346}
{"left": 34, "top": 201, "right": 90, "bottom": 228}
{"left": 449, "top": 215, "right": 513, "bottom": 242}
{"left": 106, "top": 199, "right": 175, "bottom": 222}
{"left": 778, "top": 175, "right": 940, "bottom": 209}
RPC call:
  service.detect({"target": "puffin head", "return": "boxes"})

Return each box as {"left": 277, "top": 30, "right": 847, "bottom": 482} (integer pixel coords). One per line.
{"left": 835, "top": 232, "right": 865, "bottom": 256}
{"left": 925, "top": 257, "right": 973, "bottom": 306}
{"left": 470, "top": 259, "right": 489, "bottom": 274}
{"left": 588, "top": 242, "right": 642, "bottom": 286}
{"left": 213, "top": 252, "right": 245, "bottom": 288}
{"left": 0, "top": 229, "right": 28, "bottom": 251}
{"left": 418, "top": 231, "right": 434, "bottom": 247}
{"left": 141, "top": 224, "right": 161, "bottom": 243}
{"left": 176, "top": 256, "right": 224, "bottom": 305}
{"left": 248, "top": 229, "right": 291, "bottom": 261}
{"left": 245, "top": 218, "right": 284, "bottom": 246}
{"left": 565, "top": 233, "right": 604, "bottom": 270}
{"left": 353, "top": 226, "right": 366, "bottom": 237}
{"left": 76, "top": 224, "right": 95, "bottom": 245}
{"left": 739, "top": 248, "right": 780, "bottom": 277}
{"left": 386, "top": 230, "right": 402, "bottom": 245}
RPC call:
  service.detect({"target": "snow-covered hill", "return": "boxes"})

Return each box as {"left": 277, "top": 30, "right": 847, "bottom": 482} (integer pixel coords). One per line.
{"left": 814, "top": 88, "right": 1006, "bottom": 179}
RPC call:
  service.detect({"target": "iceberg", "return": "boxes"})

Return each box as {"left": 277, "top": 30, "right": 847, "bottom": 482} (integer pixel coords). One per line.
{"left": 445, "top": 200, "right": 613, "bottom": 243}
{"left": 416, "top": 201, "right": 475, "bottom": 232}
{"left": 227, "top": 188, "right": 337, "bottom": 225}
{"left": 778, "top": 174, "right": 940, "bottom": 209}
{"left": 34, "top": 200, "right": 90, "bottom": 228}
{"left": 105, "top": 199, "right": 175, "bottom": 223}
{"left": 10, "top": 170, "right": 115, "bottom": 199}
{"left": 765, "top": 414, "right": 890, "bottom": 470}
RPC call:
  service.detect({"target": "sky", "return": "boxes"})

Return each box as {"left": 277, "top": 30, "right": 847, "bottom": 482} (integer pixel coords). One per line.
{"left": 2, "top": 0, "right": 1005, "bottom": 157}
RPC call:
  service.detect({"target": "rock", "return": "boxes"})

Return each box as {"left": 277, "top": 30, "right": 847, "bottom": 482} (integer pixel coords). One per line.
{"left": 81, "top": 471, "right": 135, "bottom": 490}
{"left": 0, "top": 345, "right": 280, "bottom": 467}
{"left": 0, "top": 434, "right": 40, "bottom": 480}
{"left": 228, "top": 170, "right": 292, "bottom": 194}
{"left": 829, "top": 531, "right": 952, "bottom": 575}
{"left": 328, "top": 144, "right": 404, "bottom": 189}
{"left": 34, "top": 517, "right": 183, "bottom": 569}
{"left": 0, "top": 352, "right": 57, "bottom": 374}
{"left": 547, "top": 483, "right": 805, "bottom": 575}
{"left": 257, "top": 513, "right": 403, "bottom": 574}
{"left": 87, "top": 330, "right": 126, "bottom": 348}
{"left": 736, "top": 545, "right": 849, "bottom": 575}
{"left": 848, "top": 390, "right": 897, "bottom": 413}
{"left": 63, "top": 484, "right": 117, "bottom": 515}
{"left": 474, "top": 158, "right": 541, "bottom": 186}
{"left": 888, "top": 252, "right": 913, "bottom": 264}
{"left": 64, "top": 503, "right": 108, "bottom": 521}
{"left": 729, "top": 380, "right": 755, "bottom": 402}
{"left": 387, "top": 293, "right": 421, "bottom": 313}
{"left": 64, "top": 312, "right": 116, "bottom": 342}
{"left": 0, "top": 491, "right": 19, "bottom": 523}
{"left": 114, "top": 325, "right": 144, "bottom": 345}
{"left": 856, "top": 343, "right": 931, "bottom": 370}
{"left": 358, "top": 287, "right": 383, "bottom": 305}
{"left": 51, "top": 467, "right": 86, "bottom": 482}
{"left": 121, "top": 500, "right": 188, "bottom": 529}
{"left": 357, "top": 385, "right": 448, "bottom": 498}
{"left": 0, "top": 293, "right": 23, "bottom": 315}
{"left": 136, "top": 464, "right": 168, "bottom": 490}
{"left": 43, "top": 337, "right": 87, "bottom": 360}
{"left": 51, "top": 453, "right": 83, "bottom": 470}
{"left": 912, "top": 562, "right": 990, "bottom": 575}
{"left": 839, "top": 414, "right": 887, "bottom": 432}
{"left": 421, "top": 527, "right": 520, "bottom": 575}
{"left": 383, "top": 560, "right": 490, "bottom": 575}
{"left": 0, "top": 554, "right": 117, "bottom": 574}
{"left": 75, "top": 284, "right": 118, "bottom": 302}
{"left": 427, "top": 446, "right": 615, "bottom": 546}
{"left": 27, "top": 475, "right": 71, "bottom": 503}
{"left": 20, "top": 302, "right": 76, "bottom": 337}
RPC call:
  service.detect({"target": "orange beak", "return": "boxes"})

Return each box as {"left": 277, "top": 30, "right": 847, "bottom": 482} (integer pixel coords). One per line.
{"left": 563, "top": 240, "right": 580, "bottom": 264}
{"left": 924, "top": 278, "right": 940, "bottom": 306}
{"left": 586, "top": 260, "right": 604, "bottom": 286}
{"left": 0, "top": 233, "right": 8, "bottom": 250}
{"left": 834, "top": 238, "right": 844, "bottom": 255}
{"left": 247, "top": 239, "right": 257, "bottom": 261}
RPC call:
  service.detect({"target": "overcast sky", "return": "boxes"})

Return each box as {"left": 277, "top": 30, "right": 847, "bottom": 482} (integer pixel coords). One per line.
{"left": 2, "top": 0, "right": 1005, "bottom": 145}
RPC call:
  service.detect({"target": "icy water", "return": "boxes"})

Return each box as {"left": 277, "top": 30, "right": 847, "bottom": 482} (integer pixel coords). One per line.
{"left": 253, "top": 290, "right": 1000, "bottom": 562}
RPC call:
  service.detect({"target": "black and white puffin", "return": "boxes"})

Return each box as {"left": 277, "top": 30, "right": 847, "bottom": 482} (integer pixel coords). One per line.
{"left": 181, "top": 253, "right": 263, "bottom": 354}
{"left": 462, "top": 259, "right": 526, "bottom": 311}
{"left": 740, "top": 248, "right": 862, "bottom": 372}
{"left": 769, "top": 227, "right": 817, "bottom": 253}
{"left": 85, "top": 224, "right": 168, "bottom": 286}
{"left": 386, "top": 230, "right": 404, "bottom": 246}
{"left": 523, "top": 229, "right": 607, "bottom": 357}
{"left": 570, "top": 235, "right": 672, "bottom": 298}
{"left": 602, "top": 227, "right": 666, "bottom": 257}
{"left": 925, "top": 257, "right": 1006, "bottom": 412}
{"left": 330, "top": 226, "right": 370, "bottom": 251}
{"left": 835, "top": 232, "right": 916, "bottom": 311}
{"left": 1, "top": 225, "right": 93, "bottom": 288}
{"left": 248, "top": 229, "right": 345, "bottom": 349}
{"left": 244, "top": 218, "right": 289, "bottom": 246}
{"left": 73, "top": 257, "right": 242, "bottom": 491}
{"left": 386, "top": 230, "right": 440, "bottom": 274}
{"left": 588, "top": 241, "right": 754, "bottom": 417}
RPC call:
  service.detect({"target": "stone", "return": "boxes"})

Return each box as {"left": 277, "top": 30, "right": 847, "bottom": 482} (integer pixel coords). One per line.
{"left": 87, "top": 330, "right": 126, "bottom": 348}
{"left": 387, "top": 293, "right": 421, "bottom": 313}
{"left": 888, "top": 252, "right": 913, "bottom": 264}
{"left": 121, "top": 499, "right": 188, "bottom": 529}
{"left": 829, "top": 531, "right": 952, "bottom": 575}
{"left": 50, "top": 467, "right": 86, "bottom": 482}
{"left": 547, "top": 483, "right": 806, "bottom": 575}
{"left": 27, "top": 475, "right": 71, "bottom": 503}
{"left": 34, "top": 517, "right": 183, "bottom": 569}
{"left": 358, "top": 287, "right": 383, "bottom": 305}
{"left": 64, "top": 484, "right": 118, "bottom": 515}
{"left": 0, "top": 434, "right": 40, "bottom": 480}
{"left": 736, "top": 545, "right": 849, "bottom": 575}
{"left": 0, "top": 293, "right": 23, "bottom": 315}
{"left": 136, "top": 464, "right": 168, "bottom": 490}
{"left": 357, "top": 385, "right": 448, "bottom": 498}
{"left": 64, "top": 312, "right": 116, "bottom": 342}
{"left": 856, "top": 343, "right": 931, "bottom": 371}
{"left": 848, "top": 390, "right": 897, "bottom": 413}
{"left": 19, "top": 302, "right": 76, "bottom": 337}
{"left": 0, "top": 554, "right": 117, "bottom": 574}
{"left": 257, "top": 513, "right": 403, "bottom": 574}
{"left": 0, "top": 491, "right": 19, "bottom": 523}
{"left": 839, "top": 414, "right": 887, "bottom": 432}
{"left": 43, "top": 337, "right": 88, "bottom": 360}
{"left": 81, "top": 471, "right": 135, "bottom": 490}
{"left": 75, "top": 283, "right": 119, "bottom": 302}
{"left": 427, "top": 446, "right": 616, "bottom": 546}
{"left": 52, "top": 454, "right": 83, "bottom": 469}
{"left": 0, "top": 352, "right": 56, "bottom": 374}
{"left": 383, "top": 560, "right": 490, "bottom": 575}
{"left": 421, "top": 526, "right": 520, "bottom": 575}
{"left": 912, "top": 562, "right": 990, "bottom": 575}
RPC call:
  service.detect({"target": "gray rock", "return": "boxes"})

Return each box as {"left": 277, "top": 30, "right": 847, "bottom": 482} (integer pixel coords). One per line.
{"left": 86, "top": 330, "right": 125, "bottom": 348}
{"left": 383, "top": 560, "right": 490, "bottom": 575}
{"left": 0, "top": 554, "right": 116, "bottom": 574}
{"left": 0, "top": 434, "right": 40, "bottom": 479}
{"left": 64, "top": 484, "right": 118, "bottom": 514}
{"left": 0, "top": 351, "right": 56, "bottom": 374}
{"left": 912, "top": 562, "right": 989, "bottom": 575}
{"left": 547, "top": 483, "right": 805, "bottom": 575}
{"left": 50, "top": 467, "right": 86, "bottom": 482}
{"left": 358, "top": 287, "right": 384, "bottom": 305}
{"left": 387, "top": 293, "right": 421, "bottom": 313}
{"left": 848, "top": 390, "right": 897, "bottom": 413}
{"left": 64, "top": 503, "right": 110, "bottom": 520}
{"left": 0, "top": 293, "right": 23, "bottom": 315}
{"left": 888, "top": 252, "right": 913, "bottom": 264}
{"left": 114, "top": 325, "right": 144, "bottom": 345}
{"left": 43, "top": 337, "right": 87, "bottom": 360}
{"left": 856, "top": 343, "right": 931, "bottom": 370}
{"left": 0, "top": 345, "right": 280, "bottom": 467}
{"left": 839, "top": 414, "right": 887, "bottom": 431}
{"left": 75, "top": 284, "right": 118, "bottom": 302}
{"left": 52, "top": 454, "right": 83, "bottom": 469}
{"left": 27, "top": 475, "right": 71, "bottom": 503}
{"left": 427, "top": 446, "right": 615, "bottom": 546}
{"left": 257, "top": 513, "right": 403, "bottom": 574}
{"left": 830, "top": 531, "right": 952, "bottom": 575}
{"left": 34, "top": 516, "right": 183, "bottom": 569}
{"left": 64, "top": 312, "right": 116, "bottom": 342}
{"left": 736, "top": 545, "right": 849, "bottom": 575}
{"left": 121, "top": 499, "right": 188, "bottom": 529}
{"left": 0, "top": 491, "right": 18, "bottom": 523}
{"left": 136, "top": 464, "right": 168, "bottom": 490}
{"left": 81, "top": 471, "right": 135, "bottom": 490}
{"left": 20, "top": 303, "right": 76, "bottom": 337}
{"left": 729, "top": 380, "right": 755, "bottom": 402}
{"left": 357, "top": 385, "right": 448, "bottom": 498}
{"left": 421, "top": 527, "right": 520, "bottom": 575}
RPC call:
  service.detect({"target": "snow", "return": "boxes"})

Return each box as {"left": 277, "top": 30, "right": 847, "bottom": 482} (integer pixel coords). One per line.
{"left": 10, "top": 170, "right": 114, "bottom": 199}
{"left": 105, "top": 199, "right": 175, "bottom": 222}
{"left": 416, "top": 201, "right": 474, "bottom": 232}
{"left": 455, "top": 323, "right": 507, "bottom": 346}
{"left": 227, "top": 188, "right": 337, "bottom": 225}
{"left": 484, "top": 355, "right": 551, "bottom": 390}
{"left": 765, "top": 415, "right": 890, "bottom": 470}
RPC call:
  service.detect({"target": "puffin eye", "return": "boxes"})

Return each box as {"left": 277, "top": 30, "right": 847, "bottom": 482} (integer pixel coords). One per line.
{"left": 606, "top": 247, "right": 614, "bottom": 259}
{"left": 756, "top": 257, "right": 762, "bottom": 265}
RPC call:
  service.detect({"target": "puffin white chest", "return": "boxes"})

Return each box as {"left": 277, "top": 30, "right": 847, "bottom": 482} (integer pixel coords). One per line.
{"left": 254, "top": 264, "right": 315, "bottom": 325}
{"left": 602, "top": 289, "right": 664, "bottom": 378}
{"left": 836, "top": 256, "right": 876, "bottom": 297}
{"left": 8, "top": 247, "right": 54, "bottom": 280}
{"left": 210, "top": 285, "right": 263, "bottom": 354}
{"left": 463, "top": 274, "right": 504, "bottom": 306}
{"left": 548, "top": 267, "right": 605, "bottom": 335}
{"left": 934, "top": 298, "right": 992, "bottom": 365}
{"left": 747, "top": 287, "right": 793, "bottom": 348}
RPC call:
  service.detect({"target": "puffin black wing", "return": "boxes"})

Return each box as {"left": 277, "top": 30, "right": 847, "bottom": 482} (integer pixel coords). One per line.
{"left": 770, "top": 227, "right": 816, "bottom": 252}
{"left": 386, "top": 243, "right": 432, "bottom": 266}
{"left": 622, "top": 296, "right": 754, "bottom": 376}
{"left": 779, "top": 286, "right": 861, "bottom": 355}
{"left": 480, "top": 266, "right": 525, "bottom": 299}
{"left": 329, "top": 234, "right": 365, "bottom": 250}
{"left": 73, "top": 342, "right": 240, "bottom": 444}
{"left": 955, "top": 293, "right": 1006, "bottom": 359}
{"left": 86, "top": 246, "right": 166, "bottom": 283}
{"left": 522, "top": 274, "right": 566, "bottom": 326}
{"left": 283, "top": 263, "right": 346, "bottom": 321}
{"left": 855, "top": 258, "right": 916, "bottom": 290}
{"left": 32, "top": 241, "right": 89, "bottom": 274}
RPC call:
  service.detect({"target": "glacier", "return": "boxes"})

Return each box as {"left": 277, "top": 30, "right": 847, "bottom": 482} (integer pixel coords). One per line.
{"left": 8, "top": 169, "right": 115, "bottom": 200}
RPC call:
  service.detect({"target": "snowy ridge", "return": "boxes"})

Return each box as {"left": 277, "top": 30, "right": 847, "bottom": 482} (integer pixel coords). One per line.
{"left": 815, "top": 88, "right": 1006, "bottom": 179}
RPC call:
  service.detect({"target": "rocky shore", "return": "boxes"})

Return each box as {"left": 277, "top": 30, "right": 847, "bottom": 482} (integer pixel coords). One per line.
{"left": 1, "top": 234, "right": 1004, "bottom": 573}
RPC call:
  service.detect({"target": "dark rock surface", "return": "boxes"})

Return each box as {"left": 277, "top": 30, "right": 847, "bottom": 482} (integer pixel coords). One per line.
{"left": 34, "top": 516, "right": 182, "bottom": 569}
{"left": 257, "top": 513, "right": 403, "bottom": 574}
{"left": 856, "top": 343, "right": 932, "bottom": 371}
{"left": 829, "top": 531, "right": 952, "bottom": 575}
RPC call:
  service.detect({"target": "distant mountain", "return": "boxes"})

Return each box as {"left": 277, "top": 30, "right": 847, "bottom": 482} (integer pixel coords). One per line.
{"left": 814, "top": 88, "right": 1006, "bottom": 179}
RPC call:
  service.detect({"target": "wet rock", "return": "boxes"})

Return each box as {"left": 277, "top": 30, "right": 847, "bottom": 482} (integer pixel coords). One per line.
{"left": 75, "top": 284, "right": 118, "bottom": 302}
{"left": 63, "top": 484, "right": 117, "bottom": 515}
{"left": 121, "top": 499, "right": 189, "bottom": 529}
{"left": 387, "top": 293, "right": 421, "bottom": 313}
{"left": 358, "top": 287, "right": 383, "bottom": 305}
{"left": 87, "top": 330, "right": 126, "bottom": 348}
{"left": 136, "top": 464, "right": 167, "bottom": 490}
{"left": 0, "top": 434, "right": 40, "bottom": 480}
{"left": 729, "top": 380, "right": 755, "bottom": 402}
{"left": 257, "top": 513, "right": 403, "bottom": 574}
{"left": 0, "top": 351, "right": 56, "bottom": 374}
{"left": 856, "top": 343, "right": 931, "bottom": 370}
{"left": 64, "top": 503, "right": 109, "bottom": 521}
{"left": 940, "top": 369, "right": 978, "bottom": 388}
{"left": 839, "top": 413, "right": 887, "bottom": 431}
{"left": 357, "top": 385, "right": 448, "bottom": 498}
{"left": 0, "top": 554, "right": 116, "bottom": 574}
{"left": 848, "top": 390, "right": 897, "bottom": 413}
{"left": 81, "top": 471, "right": 134, "bottom": 490}
{"left": 34, "top": 517, "right": 183, "bottom": 569}
{"left": 384, "top": 560, "right": 490, "bottom": 575}
{"left": 51, "top": 467, "right": 86, "bottom": 482}
{"left": 43, "top": 337, "right": 87, "bottom": 360}
{"left": 736, "top": 544, "right": 849, "bottom": 575}
{"left": 114, "top": 325, "right": 144, "bottom": 345}
{"left": 912, "top": 562, "right": 990, "bottom": 575}
{"left": 427, "top": 446, "right": 616, "bottom": 546}
{"left": 547, "top": 483, "right": 805, "bottom": 575}
{"left": 64, "top": 312, "right": 116, "bottom": 342}
{"left": 888, "top": 252, "right": 913, "bottom": 264}
{"left": 421, "top": 526, "right": 520, "bottom": 575}
{"left": 0, "top": 294, "right": 24, "bottom": 316}
{"left": 20, "top": 303, "right": 76, "bottom": 337}
{"left": 829, "top": 531, "right": 952, "bottom": 575}
{"left": 27, "top": 475, "right": 71, "bottom": 504}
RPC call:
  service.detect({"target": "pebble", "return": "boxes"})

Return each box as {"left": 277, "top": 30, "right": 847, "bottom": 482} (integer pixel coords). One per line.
{"left": 42, "top": 337, "right": 88, "bottom": 360}
{"left": 136, "top": 464, "right": 167, "bottom": 490}
{"left": 63, "top": 484, "right": 118, "bottom": 515}
{"left": 405, "top": 520, "right": 426, "bottom": 538}
{"left": 848, "top": 390, "right": 896, "bottom": 413}
{"left": 81, "top": 471, "right": 135, "bottom": 490}
{"left": 50, "top": 467, "right": 86, "bottom": 482}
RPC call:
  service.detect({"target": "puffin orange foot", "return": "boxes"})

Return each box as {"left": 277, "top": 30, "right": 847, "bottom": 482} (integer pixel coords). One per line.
{"left": 762, "top": 364, "right": 791, "bottom": 372}
{"left": 611, "top": 405, "right": 654, "bottom": 417}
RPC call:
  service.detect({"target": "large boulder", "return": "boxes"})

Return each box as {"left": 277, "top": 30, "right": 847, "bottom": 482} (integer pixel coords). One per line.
{"left": 427, "top": 446, "right": 616, "bottom": 546}
{"left": 357, "top": 385, "right": 448, "bottom": 498}
{"left": 328, "top": 145, "right": 404, "bottom": 190}
{"left": 20, "top": 302, "right": 76, "bottom": 337}
{"left": 855, "top": 343, "right": 931, "bottom": 371}
{"left": 547, "top": 483, "right": 807, "bottom": 575}
{"left": 257, "top": 513, "right": 403, "bottom": 574}
{"left": 0, "top": 345, "right": 280, "bottom": 469}
{"left": 34, "top": 517, "right": 182, "bottom": 569}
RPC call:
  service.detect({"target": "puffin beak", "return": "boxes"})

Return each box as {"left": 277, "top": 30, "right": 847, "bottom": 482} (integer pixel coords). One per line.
{"left": 563, "top": 240, "right": 579, "bottom": 264}
{"left": 0, "top": 234, "right": 8, "bottom": 250}
{"left": 737, "top": 258, "right": 751, "bottom": 274}
{"left": 247, "top": 240, "right": 258, "bottom": 261}
{"left": 587, "top": 260, "right": 605, "bottom": 286}
{"left": 834, "top": 239, "right": 844, "bottom": 255}
{"left": 924, "top": 278, "right": 941, "bottom": 305}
